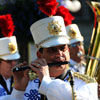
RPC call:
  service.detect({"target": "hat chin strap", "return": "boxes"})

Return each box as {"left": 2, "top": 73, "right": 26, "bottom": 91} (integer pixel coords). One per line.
{"left": 0, "top": 51, "right": 17, "bottom": 58}
{"left": 35, "top": 35, "right": 68, "bottom": 48}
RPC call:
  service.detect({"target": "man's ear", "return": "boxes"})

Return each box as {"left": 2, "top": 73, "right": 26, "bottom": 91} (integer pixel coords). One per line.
{"left": 36, "top": 51, "right": 42, "bottom": 58}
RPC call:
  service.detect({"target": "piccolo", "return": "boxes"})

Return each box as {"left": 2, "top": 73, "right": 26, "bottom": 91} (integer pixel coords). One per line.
{"left": 12, "top": 61, "right": 69, "bottom": 72}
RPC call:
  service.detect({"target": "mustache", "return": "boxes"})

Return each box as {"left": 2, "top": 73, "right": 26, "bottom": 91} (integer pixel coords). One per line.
{"left": 12, "top": 61, "right": 69, "bottom": 72}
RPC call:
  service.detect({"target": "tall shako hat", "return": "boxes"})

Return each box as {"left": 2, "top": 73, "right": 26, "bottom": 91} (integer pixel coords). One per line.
{"left": 30, "top": 0, "right": 74, "bottom": 49}
{"left": 66, "top": 24, "right": 84, "bottom": 44}
{"left": 0, "top": 14, "right": 20, "bottom": 60}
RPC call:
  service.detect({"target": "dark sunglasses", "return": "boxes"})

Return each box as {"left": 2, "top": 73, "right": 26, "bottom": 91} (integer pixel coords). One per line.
{"left": 69, "top": 42, "right": 84, "bottom": 48}
{"left": 47, "top": 45, "right": 69, "bottom": 53}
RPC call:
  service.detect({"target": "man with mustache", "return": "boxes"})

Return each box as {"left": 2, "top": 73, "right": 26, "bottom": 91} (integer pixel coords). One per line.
{"left": 66, "top": 24, "right": 86, "bottom": 74}
{"left": 0, "top": 16, "right": 98, "bottom": 100}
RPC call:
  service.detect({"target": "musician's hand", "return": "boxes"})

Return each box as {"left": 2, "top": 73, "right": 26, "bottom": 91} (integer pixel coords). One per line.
{"left": 13, "top": 62, "right": 30, "bottom": 91}
{"left": 30, "top": 58, "right": 50, "bottom": 82}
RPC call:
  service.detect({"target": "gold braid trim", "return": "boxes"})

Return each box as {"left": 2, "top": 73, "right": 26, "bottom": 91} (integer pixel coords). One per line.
{"left": 73, "top": 72, "right": 97, "bottom": 83}
{"left": 35, "top": 35, "right": 68, "bottom": 48}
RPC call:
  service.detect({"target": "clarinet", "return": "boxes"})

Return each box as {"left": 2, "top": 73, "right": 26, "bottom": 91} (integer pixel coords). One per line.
{"left": 12, "top": 61, "right": 69, "bottom": 72}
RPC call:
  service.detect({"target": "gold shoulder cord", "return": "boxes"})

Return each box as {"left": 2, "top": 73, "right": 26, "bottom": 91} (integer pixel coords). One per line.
{"left": 66, "top": 71, "right": 97, "bottom": 100}
{"left": 73, "top": 72, "right": 97, "bottom": 83}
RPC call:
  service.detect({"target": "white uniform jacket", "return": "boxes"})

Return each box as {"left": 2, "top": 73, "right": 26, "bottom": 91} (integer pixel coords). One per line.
{"left": 0, "top": 72, "right": 98, "bottom": 100}
{"left": 0, "top": 76, "right": 13, "bottom": 97}
{"left": 70, "top": 59, "right": 86, "bottom": 74}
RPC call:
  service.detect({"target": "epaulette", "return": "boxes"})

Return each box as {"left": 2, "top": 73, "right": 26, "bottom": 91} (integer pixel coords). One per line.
{"left": 73, "top": 72, "right": 97, "bottom": 83}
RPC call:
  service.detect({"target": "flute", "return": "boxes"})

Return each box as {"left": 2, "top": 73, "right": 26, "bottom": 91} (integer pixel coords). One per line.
{"left": 12, "top": 61, "right": 69, "bottom": 72}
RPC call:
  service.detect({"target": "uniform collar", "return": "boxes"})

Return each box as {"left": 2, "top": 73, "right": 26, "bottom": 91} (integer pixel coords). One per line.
{"left": 70, "top": 59, "right": 78, "bottom": 66}
{"left": 70, "top": 59, "right": 82, "bottom": 69}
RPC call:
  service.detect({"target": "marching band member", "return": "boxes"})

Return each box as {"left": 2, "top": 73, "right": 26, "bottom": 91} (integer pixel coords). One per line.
{"left": 66, "top": 24, "right": 86, "bottom": 74}
{"left": 0, "top": 0, "right": 98, "bottom": 100}
{"left": 0, "top": 15, "right": 98, "bottom": 100}
{"left": 0, "top": 14, "right": 20, "bottom": 96}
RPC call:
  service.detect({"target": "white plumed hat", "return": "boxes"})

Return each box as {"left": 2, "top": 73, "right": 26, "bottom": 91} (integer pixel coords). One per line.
{"left": 30, "top": 16, "right": 70, "bottom": 49}
{"left": 0, "top": 36, "right": 20, "bottom": 60}
{"left": 66, "top": 24, "right": 84, "bottom": 44}
{"left": 0, "top": 14, "right": 20, "bottom": 60}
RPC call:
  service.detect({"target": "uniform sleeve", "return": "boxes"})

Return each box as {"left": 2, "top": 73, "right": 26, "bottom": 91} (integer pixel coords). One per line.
{"left": 39, "top": 76, "right": 72, "bottom": 100}
{"left": 76, "top": 83, "right": 98, "bottom": 100}
{"left": 39, "top": 76, "right": 98, "bottom": 100}
{"left": 0, "top": 88, "right": 24, "bottom": 100}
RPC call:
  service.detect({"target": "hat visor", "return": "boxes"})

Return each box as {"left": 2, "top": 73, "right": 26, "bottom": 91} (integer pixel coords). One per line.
{"left": 40, "top": 37, "right": 69, "bottom": 48}
{"left": 70, "top": 37, "right": 84, "bottom": 44}
{"left": 0, "top": 52, "right": 20, "bottom": 60}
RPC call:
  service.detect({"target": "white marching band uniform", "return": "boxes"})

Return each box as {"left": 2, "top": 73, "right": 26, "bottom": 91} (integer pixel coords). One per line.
{"left": 0, "top": 36, "right": 20, "bottom": 98}
{"left": 0, "top": 15, "right": 98, "bottom": 100}
{"left": 66, "top": 24, "right": 86, "bottom": 75}
{"left": 0, "top": 71, "right": 98, "bottom": 100}
{"left": 0, "top": 77, "right": 12, "bottom": 96}
{"left": 70, "top": 59, "right": 86, "bottom": 74}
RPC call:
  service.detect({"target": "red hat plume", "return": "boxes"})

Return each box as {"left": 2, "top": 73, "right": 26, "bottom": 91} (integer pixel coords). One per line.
{"left": 37, "top": 0, "right": 58, "bottom": 16}
{"left": 56, "top": 6, "right": 75, "bottom": 26}
{"left": 37, "top": 0, "right": 74, "bottom": 26}
{"left": 0, "top": 14, "right": 15, "bottom": 37}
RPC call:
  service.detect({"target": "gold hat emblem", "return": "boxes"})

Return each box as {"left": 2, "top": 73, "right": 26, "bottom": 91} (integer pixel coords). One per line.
{"left": 47, "top": 21, "right": 62, "bottom": 35}
{"left": 8, "top": 42, "right": 17, "bottom": 53}
{"left": 68, "top": 28, "right": 77, "bottom": 39}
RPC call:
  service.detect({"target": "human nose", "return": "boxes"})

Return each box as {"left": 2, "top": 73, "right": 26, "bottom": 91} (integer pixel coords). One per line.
{"left": 56, "top": 49, "right": 62, "bottom": 55}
